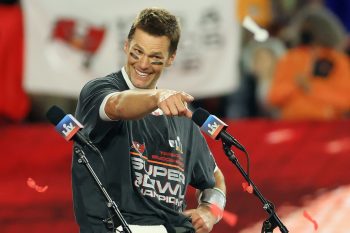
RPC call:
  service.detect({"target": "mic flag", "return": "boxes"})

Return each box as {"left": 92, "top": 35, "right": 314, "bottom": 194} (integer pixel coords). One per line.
{"left": 192, "top": 107, "right": 246, "bottom": 152}
{"left": 46, "top": 105, "right": 99, "bottom": 153}
{"left": 46, "top": 105, "right": 83, "bottom": 141}
{"left": 55, "top": 114, "right": 83, "bottom": 141}
{"left": 200, "top": 115, "right": 228, "bottom": 140}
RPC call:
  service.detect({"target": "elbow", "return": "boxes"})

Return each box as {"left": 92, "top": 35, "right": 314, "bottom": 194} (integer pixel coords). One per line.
{"left": 104, "top": 93, "right": 126, "bottom": 120}
{"left": 105, "top": 93, "right": 144, "bottom": 120}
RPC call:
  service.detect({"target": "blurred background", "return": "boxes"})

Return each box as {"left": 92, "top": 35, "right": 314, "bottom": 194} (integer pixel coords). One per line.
{"left": 1, "top": 0, "right": 350, "bottom": 232}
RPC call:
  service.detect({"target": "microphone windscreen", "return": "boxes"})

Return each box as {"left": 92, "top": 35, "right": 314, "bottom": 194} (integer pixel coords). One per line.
{"left": 46, "top": 105, "right": 66, "bottom": 125}
{"left": 192, "top": 107, "right": 210, "bottom": 127}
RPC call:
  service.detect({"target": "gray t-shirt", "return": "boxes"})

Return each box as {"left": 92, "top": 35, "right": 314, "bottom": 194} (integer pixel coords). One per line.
{"left": 72, "top": 71, "right": 216, "bottom": 232}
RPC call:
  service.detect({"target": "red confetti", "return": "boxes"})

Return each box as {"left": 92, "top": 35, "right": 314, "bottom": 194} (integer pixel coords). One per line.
{"left": 303, "top": 210, "right": 318, "bottom": 230}
{"left": 27, "top": 177, "right": 36, "bottom": 188}
{"left": 242, "top": 182, "right": 254, "bottom": 194}
{"left": 222, "top": 210, "right": 238, "bottom": 227}
{"left": 208, "top": 204, "right": 238, "bottom": 227}
{"left": 26, "top": 177, "right": 48, "bottom": 193}
{"left": 208, "top": 203, "right": 223, "bottom": 219}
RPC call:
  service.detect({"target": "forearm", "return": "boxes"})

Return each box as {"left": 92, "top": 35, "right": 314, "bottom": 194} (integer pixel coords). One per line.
{"left": 184, "top": 168, "right": 226, "bottom": 232}
{"left": 105, "top": 89, "right": 159, "bottom": 120}
{"left": 197, "top": 168, "right": 226, "bottom": 221}
{"left": 104, "top": 89, "right": 194, "bottom": 120}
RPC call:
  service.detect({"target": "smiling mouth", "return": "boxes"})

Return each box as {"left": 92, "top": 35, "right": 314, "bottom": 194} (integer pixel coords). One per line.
{"left": 135, "top": 69, "right": 150, "bottom": 78}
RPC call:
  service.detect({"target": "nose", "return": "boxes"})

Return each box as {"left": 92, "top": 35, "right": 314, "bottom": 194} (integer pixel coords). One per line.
{"left": 138, "top": 55, "right": 151, "bottom": 69}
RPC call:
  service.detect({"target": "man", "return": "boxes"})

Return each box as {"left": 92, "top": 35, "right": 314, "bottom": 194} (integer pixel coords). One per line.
{"left": 267, "top": 5, "right": 350, "bottom": 120}
{"left": 73, "top": 7, "right": 226, "bottom": 233}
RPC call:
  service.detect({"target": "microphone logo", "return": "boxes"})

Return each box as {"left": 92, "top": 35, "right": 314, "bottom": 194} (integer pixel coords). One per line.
{"left": 201, "top": 115, "right": 227, "bottom": 139}
{"left": 55, "top": 114, "right": 83, "bottom": 141}
{"left": 208, "top": 122, "right": 220, "bottom": 135}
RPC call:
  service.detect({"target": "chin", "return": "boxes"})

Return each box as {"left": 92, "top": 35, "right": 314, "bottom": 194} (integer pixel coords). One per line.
{"left": 134, "top": 83, "right": 147, "bottom": 89}
{"left": 131, "top": 80, "right": 149, "bottom": 89}
{"left": 132, "top": 75, "right": 155, "bottom": 89}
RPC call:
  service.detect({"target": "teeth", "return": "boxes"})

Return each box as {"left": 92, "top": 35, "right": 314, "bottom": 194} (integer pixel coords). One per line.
{"left": 135, "top": 69, "right": 148, "bottom": 77}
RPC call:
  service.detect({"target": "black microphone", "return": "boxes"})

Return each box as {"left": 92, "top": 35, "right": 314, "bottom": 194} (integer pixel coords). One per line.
{"left": 46, "top": 105, "right": 99, "bottom": 154}
{"left": 192, "top": 107, "right": 246, "bottom": 152}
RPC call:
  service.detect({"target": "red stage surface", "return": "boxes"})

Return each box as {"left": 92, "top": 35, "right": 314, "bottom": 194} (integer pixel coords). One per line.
{"left": 1, "top": 119, "right": 350, "bottom": 233}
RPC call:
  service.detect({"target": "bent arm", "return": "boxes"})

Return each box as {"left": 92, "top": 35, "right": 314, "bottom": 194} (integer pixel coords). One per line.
{"left": 184, "top": 168, "right": 226, "bottom": 233}
{"left": 104, "top": 89, "right": 194, "bottom": 120}
{"left": 105, "top": 89, "right": 159, "bottom": 120}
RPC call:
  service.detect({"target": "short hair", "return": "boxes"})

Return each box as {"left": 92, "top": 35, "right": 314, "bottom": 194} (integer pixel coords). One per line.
{"left": 127, "top": 7, "right": 181, "bottom": 55}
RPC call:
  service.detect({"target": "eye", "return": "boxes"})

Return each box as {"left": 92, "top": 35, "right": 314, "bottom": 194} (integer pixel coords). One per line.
{"left": 150, "top": 61, "right": 164, "bottom": 65}
{"left": 134, "top": 49, "right": 143, "bottom": 55}
{"left": 149, "top": 55, "right": 164, "bottom": 65}
{"left": 130, "top": 51, "right": 139, "bottom": 60}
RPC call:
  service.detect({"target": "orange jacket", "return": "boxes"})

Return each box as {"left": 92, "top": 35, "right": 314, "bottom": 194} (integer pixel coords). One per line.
{"left": 268, "top": 46, "right": 350, "bottom": 120}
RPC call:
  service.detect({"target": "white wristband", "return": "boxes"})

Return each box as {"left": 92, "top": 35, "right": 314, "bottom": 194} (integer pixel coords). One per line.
{"left": 198, "top": 188, "right": 226, "bottom": 222}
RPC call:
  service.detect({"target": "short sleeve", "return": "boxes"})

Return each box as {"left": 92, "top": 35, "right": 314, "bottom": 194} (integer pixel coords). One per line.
{"left": 75, "top": 76, "right": 123, "bottom": 143}
{"left": 189, "top": 125, "right": 216, "bottom": 190}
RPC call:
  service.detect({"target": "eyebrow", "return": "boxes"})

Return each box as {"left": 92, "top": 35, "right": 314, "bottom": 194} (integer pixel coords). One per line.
{"left": 132, "top": 44, "right": 164, "bottom": 57}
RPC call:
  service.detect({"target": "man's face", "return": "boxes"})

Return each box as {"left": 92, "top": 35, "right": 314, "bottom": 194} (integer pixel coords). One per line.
{"left": 124, "top": 28, "right": 175, "bottom": 89}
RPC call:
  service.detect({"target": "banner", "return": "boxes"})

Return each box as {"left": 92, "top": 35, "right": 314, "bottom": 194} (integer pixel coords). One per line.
{"left": 22, "top": 0, "right": 240, "bottom": 98}
{"left": 0, "top": 4, "right": 29, "bottom": 121}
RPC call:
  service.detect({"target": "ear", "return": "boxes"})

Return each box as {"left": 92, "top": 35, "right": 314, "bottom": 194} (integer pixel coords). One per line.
{"left": 165, "top": 52, "right": 176, "bottom": 67}
{"left": 123, "top": 40, "right": 129, "bottom": 54}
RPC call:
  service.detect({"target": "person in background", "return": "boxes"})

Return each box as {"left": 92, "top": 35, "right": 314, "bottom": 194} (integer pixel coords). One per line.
{"left": 267, "top": 4, "right": 350, "bottom": 120}
{"left": 226, "top": 37, "right": 286, "bottom": 118}
{"left": 72, "top": 7, "right": 226, "bottom": 233}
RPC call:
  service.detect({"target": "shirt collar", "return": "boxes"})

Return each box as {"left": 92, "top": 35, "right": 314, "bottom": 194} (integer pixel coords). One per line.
{"left": 121, "top": 66, "right": 156, "bottom": 90}
{"left": 121, "top": 66, "right": 137, "bottom": 90}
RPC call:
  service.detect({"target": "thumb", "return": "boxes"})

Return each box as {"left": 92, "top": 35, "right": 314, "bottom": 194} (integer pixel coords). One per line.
{"left": 183, "top": 209, "right": 195, "bottom": 217}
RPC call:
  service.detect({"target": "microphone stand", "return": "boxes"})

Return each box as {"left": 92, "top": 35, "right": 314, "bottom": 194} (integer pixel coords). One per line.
{"left": 221, "top": 141, "right": 288, "bottom": 233}
{"left": 74, "top": 146, "right": 132, "bottom": 233}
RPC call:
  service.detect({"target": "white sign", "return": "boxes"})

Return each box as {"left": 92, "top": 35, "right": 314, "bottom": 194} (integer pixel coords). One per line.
{"left": 22, "top": 0, "right": 240, "bottom": 98}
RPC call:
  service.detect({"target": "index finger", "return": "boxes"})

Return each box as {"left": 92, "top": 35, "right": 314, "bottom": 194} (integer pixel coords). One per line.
{"left": 180, "top": 92, "right": 194, "bottom": 103}
{"left": 184, "top": 109, "right": 193, "bottom": 118}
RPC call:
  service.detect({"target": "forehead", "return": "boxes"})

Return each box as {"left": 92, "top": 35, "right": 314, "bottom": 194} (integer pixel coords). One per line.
{"left": 129, "top": 28, "right": 171, "bottom": 55}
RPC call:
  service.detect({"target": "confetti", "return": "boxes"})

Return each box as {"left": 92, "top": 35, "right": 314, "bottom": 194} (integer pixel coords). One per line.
{"left": 303, "top": 210, "right": 318, "bottom": 230}
{"left": 242, "top": 182, "right": 254, "bottom": 194}
{"left": 26, "top": 177, "right": 48, "bottom": 193}
{"left": 208, "top": 204, "right": 238, "bottom": 227}
{"left": 208, "top": 204, "right": 223, "bottom": 219}
{"left": 222, "top": 210, "right": 238, "bottom": 227}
